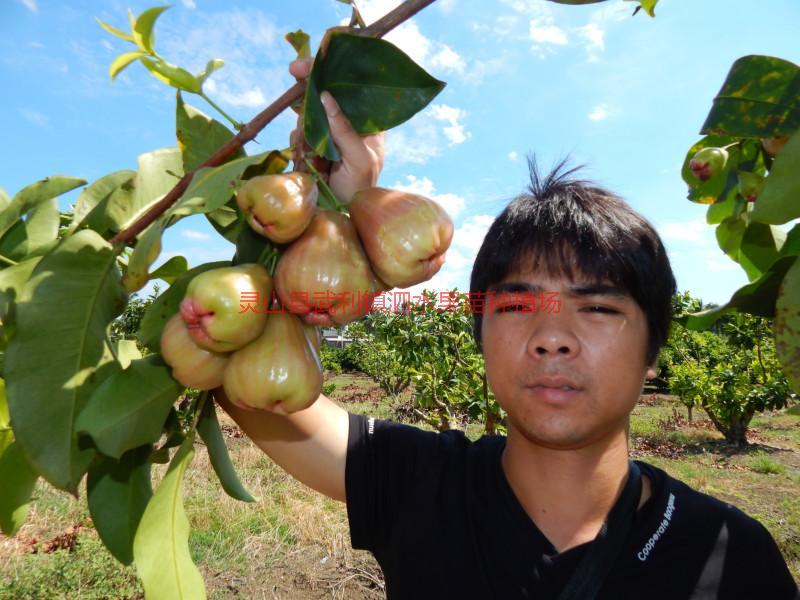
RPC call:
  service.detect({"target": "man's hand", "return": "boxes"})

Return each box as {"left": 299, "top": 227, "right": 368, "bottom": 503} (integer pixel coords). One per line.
{"left": 289, "top": 58, "right": 385, "bottom": 203}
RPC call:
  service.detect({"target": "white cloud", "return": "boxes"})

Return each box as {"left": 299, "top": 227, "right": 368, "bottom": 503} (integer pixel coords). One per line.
{"left": 19, "top": 0, "right": 38, "bottom": 13}
{"left": 438, "top": 0, "right": 456, "bottom": 14}
{"left": 385, "top": 103, "right": 470, "bottom": 165}
{"left": 588, "top": 104, "right": 610, "bottom": 122}
{"left": 529, "top": 20, "right": 568, "bottom": 47}
{"left": 182, "top": 0, "right": 197, "bottom": 8}
{"left": 453, "top": 214, "right": 496, "bottom": 255}
{"left": 508, "top": 151, "right": 519, "bottom": 162}
{"left": 576, "top": 22, "right": 604, "bottom": 59}
{"left": 430, "top": 45, "right": 466, "bottom": 74}
{"left": 20, "top": 109, "right": 48, "bottom": 126}
{"left": 658, "top": 220, "right": 709, "bottom": 243}
{"left": 705, "top": 258, "right": 739, "bottom": 272}
{"left": 429, "top": 104, "right": 470, "bottom": 145}
{"left": 392, "top": 175, "right": 466, "bottom": 218}
{"left": 181, "top": 229, "right": 211, "bottom": 241}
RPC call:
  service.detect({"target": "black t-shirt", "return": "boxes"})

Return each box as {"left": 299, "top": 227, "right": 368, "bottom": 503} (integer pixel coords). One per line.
{"left": 345, "top": 413, "right": 799, "bottom": 599}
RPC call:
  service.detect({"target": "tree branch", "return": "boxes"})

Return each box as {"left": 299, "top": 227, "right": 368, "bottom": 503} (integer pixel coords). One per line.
{"left": 109, "top": 0, "right": 439, "bottom": 246}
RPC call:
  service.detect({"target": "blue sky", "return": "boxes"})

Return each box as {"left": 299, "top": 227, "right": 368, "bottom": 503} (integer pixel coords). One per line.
{"left": 1, "top": 0, "right": 798, "bottom": 306}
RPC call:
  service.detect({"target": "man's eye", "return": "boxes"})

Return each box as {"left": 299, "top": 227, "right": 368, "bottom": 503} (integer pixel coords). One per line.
{"left": 495, "top": 304, "right": 528, "bottom": 313}
{"left": 583, "top": 305, "right": 616, "bottom": 314}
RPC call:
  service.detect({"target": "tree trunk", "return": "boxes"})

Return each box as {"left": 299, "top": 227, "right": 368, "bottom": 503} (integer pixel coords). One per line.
{"left": 687, "top": 404, "right": 693, "bottom": 422}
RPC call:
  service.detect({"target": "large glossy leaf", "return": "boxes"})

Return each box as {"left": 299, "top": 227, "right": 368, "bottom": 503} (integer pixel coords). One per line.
{"left": 706, "top": 190, "right": 743, "bottom": 225}
{"left": 715, "top": 216, "right": 746, "bottom": 260}
{"left": 141, "top": 58, "right": 201, "bottom": 93}
{"left": 751, "top": 129, "right": 800, "bottom": 225}
{"left": 232, "top": 223, "right": 273, "bottom": 266}
{"left": 305, "top": 32, "right": 446, "bottom": 161}
{"left": 133, "top": 435, "right": 206, "bottom": 600}
{"left": 117, "top": 339, "right": 142, "bottom": 369}
{"left": 0, "top": 257, "right": 41, "bottom": 350}
{"left": 110, "top": 51, "right": 147, "bottom": 80}
{"left": 775, "top": 257, "right": 800, "bottom": 393}
{"left": 132, "top": 6, "right": 169, "bottom": 54}
{"left": 205, "top": 202, "right": 242, "bottom": 244}
{"left": 0, "top": 176, "right": 85, "bottom": 240}
{"left": 149, "top": 255, "right": 189, "bottom": 285}
{"left": 0, "top": 198, "right": 59, "bottom": 262}
{"left": 76, "top": 356, "right": 182, "bottom": 459}
{"left": 121, "top": 221, "right": 163, "bottom": 293}
{"left": 137, "top": 261, "right": 230, "bottom": 352}
{"left": 4, "top": 230, "right": 127, "bottom": 491}
{"left": 168, "top": 152, "right": 274, "bottom": 219}
{"left": 778, "top": 224, "right": 800, "bottom": 259}
{"left": 701, "top": 55, "right": 800, "bottom": 138}
{"left": 69, "top": 170, "right": 136, "bottom": 236}
{"left": 87, "top": 446, "right": 153, "bottom": 565}
{"left": 739, "top": 222, "right": 786, "bottom": 282}
{"left": 197, "top": 399, "right": 255, "bottom": 503}
{"left": 0, "top": 441, "right": 38, "bottom": 535}
{"left": 105, "top": 148, "right": 184, "bottom": 233}
{"left": 176, "top": 93, "right": 243, "bottom": 172}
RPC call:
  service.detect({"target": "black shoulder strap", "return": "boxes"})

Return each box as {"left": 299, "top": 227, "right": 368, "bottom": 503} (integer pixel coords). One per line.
{"left": 556, "top": 461, "right": 642, "bottom": 600}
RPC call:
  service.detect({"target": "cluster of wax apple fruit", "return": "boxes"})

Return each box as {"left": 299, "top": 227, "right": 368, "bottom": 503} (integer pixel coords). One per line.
{"left": 688, "top": 135, "right": 790, "bottom": 201}
{"left": 160, "top": 172, "right": 454, "bottom": 413}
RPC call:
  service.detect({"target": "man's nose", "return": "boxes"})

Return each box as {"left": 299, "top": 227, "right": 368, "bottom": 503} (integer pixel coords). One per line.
{"left": 526, "top": 312, "right": 579, "bottom": 358}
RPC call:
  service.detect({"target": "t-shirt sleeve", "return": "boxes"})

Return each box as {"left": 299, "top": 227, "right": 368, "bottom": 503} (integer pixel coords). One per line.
{"left": 345, "top": 411, "right": 446, "bottom": 552}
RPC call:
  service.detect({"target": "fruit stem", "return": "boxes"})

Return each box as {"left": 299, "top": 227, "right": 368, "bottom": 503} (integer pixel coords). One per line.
{"left": 0, "top": 253, "right": 18, "bottom": 267}
{"left": 256, "top": 245, "right": 279, "bottom": 275}
{"left": 199, "top": 91, "right": 243, "bottom": 131}
{"left": 303, "top": 157, "right": 345, "bottom": 212}
{"left": 191, "top": 391, "right": 210, "bottom": 431}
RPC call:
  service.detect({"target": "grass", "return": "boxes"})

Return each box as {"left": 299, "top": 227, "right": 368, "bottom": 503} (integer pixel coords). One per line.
{"left": 1, "top": 376, "right": 798, "bottom": 597}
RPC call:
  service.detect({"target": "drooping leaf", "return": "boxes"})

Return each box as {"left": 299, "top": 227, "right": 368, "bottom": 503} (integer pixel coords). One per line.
{"left": 69, "top": 170, "right": 136, "bottom": 236}
{"left": 110, "top": 51, "right": 147, "bottom": 80}
{"left": 285, "top": 30, "right": 311, "bottom": 59}
{"left": 133, "top": 435, "right": 206, "bottom": 600}
{"left": 715, "top": 216, "right": 746, "bottom": 260}
{"left": 738, "top": 222, "right": 786, "bottom": 282}
{"left": 117, "top": 339, "right": 142, "bottom": 370}
{"left": 96, "top": 17, "right": 135, "bottom": 43}
{"left": 775, "top": 257, "right": 800, "bottom": 393}
{"left": 304, "top": 32, "right": 446, "bottom": 161}
{"left": 701, "top": 55, "right": 800, "bottom": 138}
{"left": 0, "top": 441, "right": 39, "bottom": 535}
{"left": 0, "top": 380, "right": 11, "bottom": 457}
{"left": 105, "top": 148, "right": 183, "bottom": 233}
{"left": 0, "top": 198, "right": 60, "bottom": 262}
{"left": 121, "top": 221, "right": 163, "bottom": 293}
{"left": 197, "top": 399, "right": 256, "bottom": 503}
{"left": 195, "top": 59, "right": 225, "bottom": 86}
{"left": 0, "top": 257, "right": 41, "bottom": 349}
{"left": 168, "top": 152, "right": 277, "bottom": 219}
{"left": 149, "top": 255, "right": 189, "bottom": 284}
{"left": 4, "top": 230, "right": 127, "bottom": 491}
{"left": 141, "top": 57, "right": 201, "bottom": 93}
{"left": 205, "top": 202, "right": 242, "bottom": 244}
{"left": 706, "top": 190, "right": 743, "bottom": 225}
{"left": 232, "top": 222, "right": 273, "bottom": 266}
{"left": 132, "top": 6, "right": 169, "bottom": 54}
{"left": 751, "top": 129, "right": 800, "bottom": 225}
{"left": 76, "top": 356, "right": 182, "bottom": 459}
{"left": 137, "top": 261, "right": 230, "bottom": 352}
{"left": 0, "top": 176, "right": 85, "bottom": 240}
{"left": 176, "top": 93, "right": 242, "bottom": 173}
{"left": 87, "top": 446, "right": 153, "bottom": 565}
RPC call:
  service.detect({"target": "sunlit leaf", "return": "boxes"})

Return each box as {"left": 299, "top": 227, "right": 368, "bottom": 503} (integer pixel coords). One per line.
{"left": 751, "top": 129, "right": 800, "bottom": 225}
{"left": 110, "top": 51, "right": 147, "bottom": 80}
{"left": 0, "top": 442, "right": 38, "bottom": 536}
{"left": 96, "top": 18, "right": 135, "bottom": 43}
{"left": 176, "top": 93, "right": 242, "bottom": 173}
{"left": 0, "top": 176, "right": 85, "bottom": 240}
{"left": 69, "top": 170, "right": 136, "bottom": 236}
{"left": 149, "top": 255, "right": 189, "bottom": 285}
{"left": 195, "top": 58, "right": 225, "bottom": 86}
{"left": 132, "top": 6, "right": 169, "bottom": 54}
{"left": 141, "top": 57, "right": 201, "bottom": 93}
{"left": 775, "top": 257, "right": 800, "bottom": 393}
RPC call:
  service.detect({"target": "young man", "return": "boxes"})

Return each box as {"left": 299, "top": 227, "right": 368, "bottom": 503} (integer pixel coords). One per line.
{"left": 217, "top": 61, "right": 799, "bottom": 599}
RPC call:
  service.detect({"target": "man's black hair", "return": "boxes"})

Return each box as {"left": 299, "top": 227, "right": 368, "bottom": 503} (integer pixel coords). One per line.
{"left": 469, "top": 156, "right": 677, "bottom": 367}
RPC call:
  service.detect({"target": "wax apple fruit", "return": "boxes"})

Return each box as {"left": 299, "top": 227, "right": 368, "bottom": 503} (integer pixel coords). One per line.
{"left": 180, "top": 264, "right": 272, "bottom": 352}
{"left": 236, "top": 173, "right": 318, "bottom": 244}
{"left": 689, "top": 147, "right": 729, "bottom": 182}
{"left": 223, "top": 312, "right": 322, "bottom": 412}
{"left": 738, "top": 171, "right": 764, "bottom": 203}
{"left": 349, "top": 187, "right": 454, "bottom": 288}
{"left": 274, "top": 210, "right": 381, "bottom": 326}
{"left": 160, "top": 314, "right": 228, "bottom": 390}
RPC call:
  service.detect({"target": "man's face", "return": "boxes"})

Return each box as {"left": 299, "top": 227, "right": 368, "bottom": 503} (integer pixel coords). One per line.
{"left": 480, "top": 267, "right": 656, "bottom": 450}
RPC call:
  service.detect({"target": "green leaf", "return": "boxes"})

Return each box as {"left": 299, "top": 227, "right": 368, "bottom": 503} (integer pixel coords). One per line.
{"left": 0, "top": 176, "right": 86, "bottom": 240}
{"left": 117, "top": 339, "right": 142, "bottom": 369}
{"left": 0, "top": 380, "right": 12, "bottom": 458}
{"left": 4, "top": 230, "right": 127, "bottom": 491}
{"left": 150, "top": 255, "right": 189, "bottom": 284}
{"left": 133, "top": 435, "right": 206, "bottom": 600}
{"left": 0, "top": 198, "right": 60, "bottom": 263}
{"left": 197, "top": 399, "right": 255, "bottom": 502}
{"left": 105, "top": 148, "right": 184, "bottom": 234}
{"left": 706, "top": 190, "right": 743, "bottom": 225}
{"left": 0, "top": 257, "right": 41, "bottom": 349}
{"left": 0, "top": 187, "right": 11, "bottom": 213}
{"left": 232, "top": 222, "right": 273, "bottom": 266}
{"left": 751, "top": 129, "right": 800, "bottom": 225}
{"left": 141, "top": 57, "right": 201, "bottom": 93}
{"left": 305, "top": 32, "right": 446, "bottom": 161}
{"left": 738, "top": 221, "right": 786, "bottom": 282}
{"left": 132, "top": 6, "right": 169, "bottom": 54}
{"left": 110, "top": 51, "right": 147, "bottom": 80}
{"left": 137, "top": 261, "right": 230, "bottom": 352}
{"left": 168, "top": 152, "right": 276, "bottom": 219}
{"left": 76, "top": 356, "right": 182, "bottom": 459}
{"left": 775, "top": 257, "right": 800, "bottom": 393}
{"left": 122, "top": 222, "right": 163, "bottom": 293}
{"left": 87, "top": 446, "right": 153, "bottom": 565}
{"left": 285, "top": 30, "right": 311, "bottom": 59}
{"left": 176, "top": 93, "right": 242, "bottom": 173}
{"left": 0, "top": 441, "right": 38, "bottom": 535}
{"left": 715, "top": 216, "right": 746, "bottom": 260}
{"left": 96, "top": 17, "right": 135, "bottom": 43}
{"left": 195, "top": 59, "right": 225, "bottom": 86}
{"left": 205, "top": 202, "right": 242, "bottom": 244}
{"left": 69, "top": 170, "right": 136, "bottom": 236}
{"left": 701, "top": 55, "right": 800, "bottom": 138}
{"left": 778, "top": 224, "right": 800, "bottom": 259}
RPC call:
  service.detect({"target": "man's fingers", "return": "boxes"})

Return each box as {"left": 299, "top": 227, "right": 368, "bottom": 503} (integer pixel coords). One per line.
{"left": 320, "top": 91, "right": 368, "bottom": 162}
{"left": 289, "top": 58, "right": 313, "bottom": 80}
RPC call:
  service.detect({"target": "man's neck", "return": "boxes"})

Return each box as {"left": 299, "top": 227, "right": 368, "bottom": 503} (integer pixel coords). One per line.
{"left": 501, "top": 429, "right": 651, "bottom": 554}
